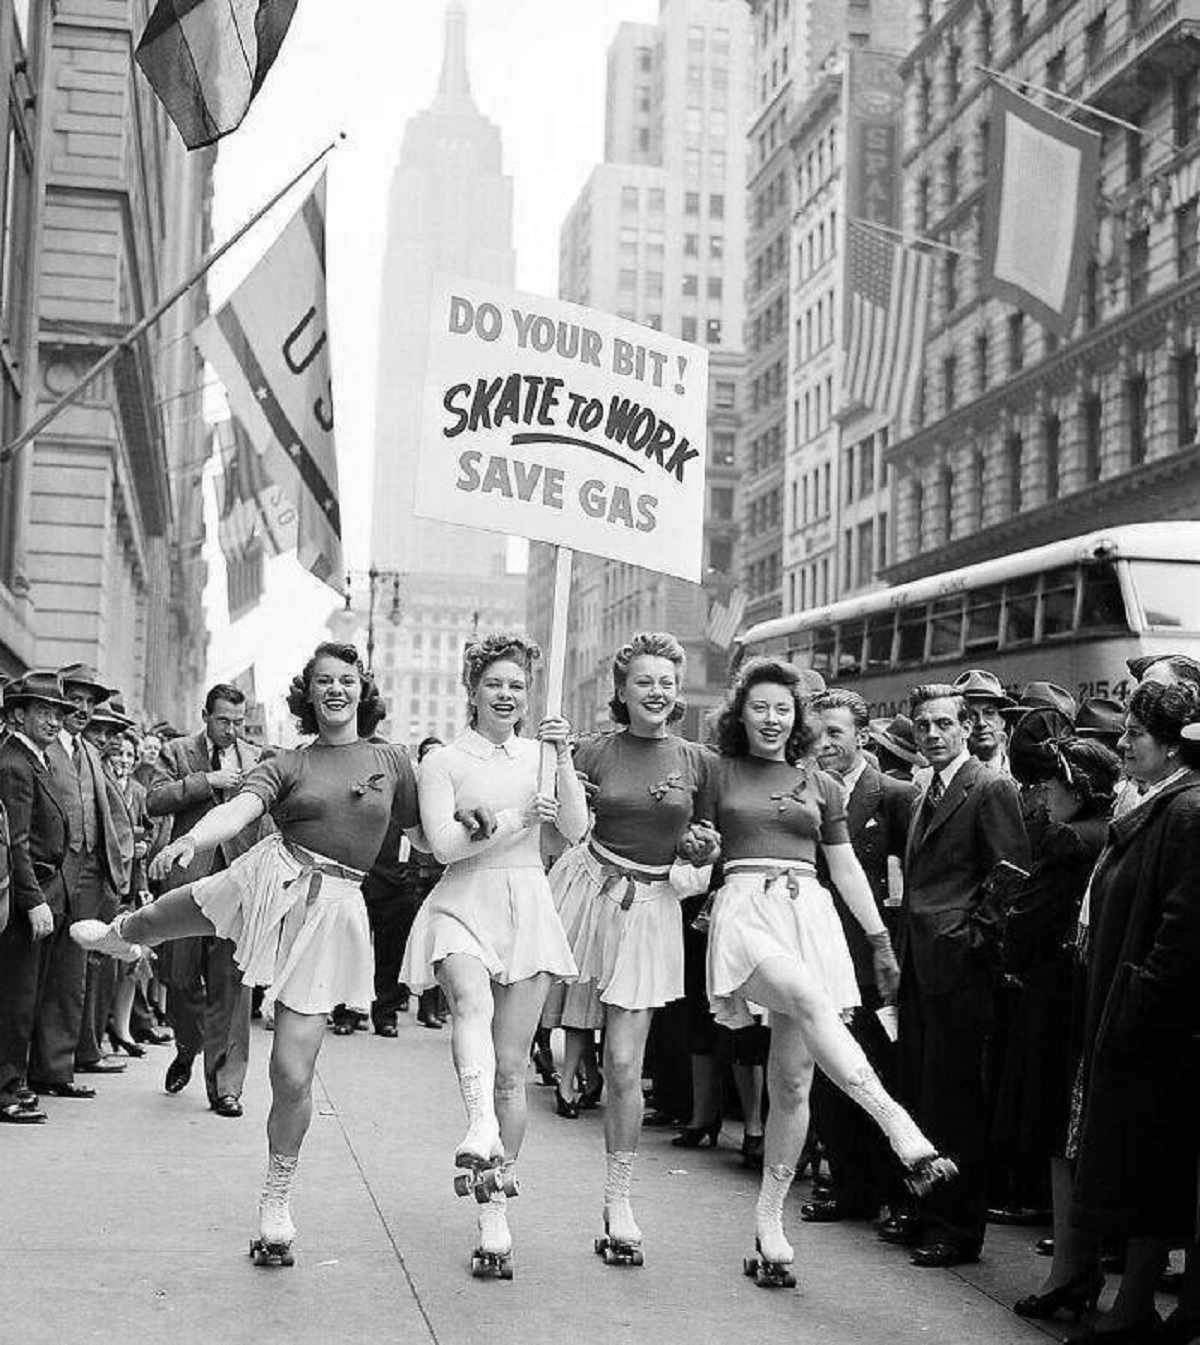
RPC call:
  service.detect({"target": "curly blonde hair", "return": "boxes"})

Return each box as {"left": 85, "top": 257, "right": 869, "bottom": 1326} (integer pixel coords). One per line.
{"left": 462, "top": 632, "right": 542, "bottom": 727}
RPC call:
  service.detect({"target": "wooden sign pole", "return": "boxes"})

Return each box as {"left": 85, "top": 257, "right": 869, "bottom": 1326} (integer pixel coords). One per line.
{"left": 539, "top": 544, "right": 574, "bottom": 795}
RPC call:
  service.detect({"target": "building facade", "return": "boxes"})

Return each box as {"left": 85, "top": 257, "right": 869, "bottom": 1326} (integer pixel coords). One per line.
{"left": 1, "top": 0, "right": 211, "bottom": 724}
{"left": 886, "top": 0, "right": 1200, "bottom": 584}
{"left": 528, "top": 0, "right": 750, "bottom": 735}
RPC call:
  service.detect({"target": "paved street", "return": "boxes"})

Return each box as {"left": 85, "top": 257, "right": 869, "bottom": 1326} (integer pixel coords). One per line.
{"left": 3, "top": 1017, "right": 1083, "bottom": 1345}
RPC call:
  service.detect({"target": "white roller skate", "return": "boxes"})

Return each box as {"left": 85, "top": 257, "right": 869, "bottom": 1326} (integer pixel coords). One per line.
{"left": 250, "top": 1153, "right": 298, "bottom": 1267}
{"left": 69, "top": 913, "right": 145, "bottom": 964}
{"left": 843, "top": 1064, "right": 959, "bottom": 1197}
{"left": 744, "top": 1163, "right": 797, "bottom": 1289}
{"left": 453, "top": 1067, "right": 512, "bottom": 1202}
{"left": 595, "top": 1151, "right": 644, "bottom": 1266}
{"left": 471, "top": 1169, "right": 515, "bottom": 1279}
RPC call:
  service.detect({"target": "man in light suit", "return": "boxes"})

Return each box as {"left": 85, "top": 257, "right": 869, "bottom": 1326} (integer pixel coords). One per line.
{"left": 890, "top": 683, "right": 1029, "bottom": 1267}
{"left": 35, "top": 663, "right": 129, "bottom": 1097}
{"left": 806, "top": 689, "right": 917, "bottom": 1224}
{"left": 0, "top": 672, "right": 74, "bottom": 1122}
{"left": 148, "top": 683, "right": 263, "bottom": 1118}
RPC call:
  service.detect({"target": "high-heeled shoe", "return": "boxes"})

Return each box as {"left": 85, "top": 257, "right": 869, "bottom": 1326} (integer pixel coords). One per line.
{"left": 796, "top": 1137, "right": 825, "bottom": 1182}
{"left": 554, "top": 1088, "right": 579, "bottom": 1120}
{"left": 107, "top": 1032, "right": 146, "bottom": 1058}
{"left": 671, "top": 1117, "right": 721, "bottom": 1148}
{"left": 530, "top": 1043, "right": 559, "bottom": 1088}
{"left": 740, "top": 1132, "right": 764, "bottom": 1170}
{"left": 1014, "top": 1268, "right": 1104, "bottom": 1322}
{"left": 577, "top": 1080, "right": 603, "bottom": 1111}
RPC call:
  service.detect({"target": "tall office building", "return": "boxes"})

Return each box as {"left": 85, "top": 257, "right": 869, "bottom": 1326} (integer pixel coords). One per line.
{"left": 528, "top": 0, "right": 750, "bottom": 736}
{"left": 371, "top": 0, "right": 515, "bottom": 578}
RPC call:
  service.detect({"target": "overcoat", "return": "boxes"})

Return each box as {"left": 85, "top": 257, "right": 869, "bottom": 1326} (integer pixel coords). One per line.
{"left": 1071, "top": 769, "right": 1200, "bottom": 1240}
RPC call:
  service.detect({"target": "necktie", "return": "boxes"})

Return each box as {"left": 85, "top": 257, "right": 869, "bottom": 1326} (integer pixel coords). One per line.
{"left": 71, "top": 739, "right": 82, "bottom": 772}
{"left": 923, "top": 773, "right": 945, "bottom": 827}
{"left": 212, "top": 743, "right": 222, "bottom": 771}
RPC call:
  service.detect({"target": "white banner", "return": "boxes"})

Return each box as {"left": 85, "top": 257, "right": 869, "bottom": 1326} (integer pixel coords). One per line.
{"left": 414, "top": 277, "right": 709, "bottom": 583}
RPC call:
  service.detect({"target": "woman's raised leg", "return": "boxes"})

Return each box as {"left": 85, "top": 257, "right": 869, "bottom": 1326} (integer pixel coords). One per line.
{"left": 72, "top": 884, "right": 216, "bottom": 959}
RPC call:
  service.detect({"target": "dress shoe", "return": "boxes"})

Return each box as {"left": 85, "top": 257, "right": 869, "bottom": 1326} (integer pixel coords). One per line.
{"left": 31, "top": 1080, "right": 96, "bottom": 1099}
{"left": 911, "top": 1240, "right": 981, "bottom": 1268}
{"left": 15, "top": 1086, "right": 39, "bottom": 1111}
{"left": 211, "top": 1095, "right": 243, "bottom": 1118}
{"left": 1035, "top": 1236, "right": 1055, "bottom": 1257}
{"left": 77, "top": 1058, "right": 126, "bottom": 1074}
{"left": 0, "top": 1099, "right": 46, "bottom": 1123}
{"left": 554, "top": 1088, "right": 579, "bottom": 1120}
{"left": 396, "top": 993, "right": 410, "bottom": 1013}
{"left": 108, "top": 1033, "right": 146, "bottom": 1058}
{"left": 417, "top": 1010, "right": 443, "bottom": 1030}
{"left": 331, "top": 1020, "right": 355, "bottom": 1036}
{"left": 741, "top": 1133, "right": 764, "bottom": 1171}
{"left": 577, "top": 1081, "right": 603, "bottom": 1111}
{"left": 1014, "top": 1267, "right": 1104, "bottom": 1323}
{"left": 133, "top": 1025, "right": 173, "bottom": 1045}
{"left": 877, "top": 1212, "right": 924, "bottom": 1247}
{"left": 801, "top": 1196, "right": 880, "bottom": 1223}
{"left": 164, "top": 1052, "right": 194, "bottom": 1095}
{"left": 374, "top": 1022, "right": 399, "bottom": 1038}
{"left": 671, "top": 1118, "right": 721, "bottom": 1148}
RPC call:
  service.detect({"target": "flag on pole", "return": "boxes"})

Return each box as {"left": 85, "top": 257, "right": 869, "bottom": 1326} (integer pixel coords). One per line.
{"left": 981, "top": 86, "right": 1101, "bottom": 337}
{"left": 195, "top": 173, "right": 343, "bottom": 593}
{"left": 841, "top": 222, "right": 931, "bottom": 425}
{"left": 135, "top": 0, "right": 298, "bottom": 150}
{"left": 707, "top": 586, "right": 748, "bottom": 651}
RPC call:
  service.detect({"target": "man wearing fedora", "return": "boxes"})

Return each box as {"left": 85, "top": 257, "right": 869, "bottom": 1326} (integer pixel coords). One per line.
{"left": 953, "top": 669, "right": 1017, "bottom": 777}
{"left": 33, "top": 663, "right": 130, "bottom": 1098}
{"left": 0, "top": 673, "right": 75, "bottom": 1122}
{"left": 147, "top": 682, "right": 264, "bottom": 1118}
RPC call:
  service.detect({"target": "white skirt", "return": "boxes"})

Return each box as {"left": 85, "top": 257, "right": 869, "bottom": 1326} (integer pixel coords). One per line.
{"left": 192, "top": 833, "right": 373, "bottom": 1016}
{"left": 542, "top": 842, "right": 709, "bottom": 1017}
{"left": 706, "top": 862, "right": 860, "bottom": 1030}
{"left": 399, "top": 856, "right": 577, "bottom": 992}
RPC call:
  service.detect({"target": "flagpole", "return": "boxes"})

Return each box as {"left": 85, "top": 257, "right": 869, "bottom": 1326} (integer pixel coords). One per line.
{"left": 975, "top": 64, "right": 1180, "bottom": 154}
{"left": 0, "top": 133, "right": 346, "bottom": 467}
{"left": 852, "top": 216, "right": 981, "bottom": 260}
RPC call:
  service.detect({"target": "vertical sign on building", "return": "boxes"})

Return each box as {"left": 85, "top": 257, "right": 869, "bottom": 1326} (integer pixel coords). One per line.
{"left": 844, "top": 48, "right": 904, "bottom": 230}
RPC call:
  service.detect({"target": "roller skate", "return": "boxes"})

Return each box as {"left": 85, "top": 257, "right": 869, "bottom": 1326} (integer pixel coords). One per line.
{"left": 250, "top": 1153, "right": 297, "bottom": 1268}
{"left": 452, "top": 1067, "right": 515, "bottom": 1202}
{"left": 903, "top": 1153, "right": 959, "bottom": 1199}
{"left": 69, "top": 913, "right": 145, "bottom": 964}
{"left": 744, "top": 1163, "right": 797, "bottom": 1289}
{"left": 471, "top": 1181, "right": 514, "bottom": 1279}
{"left": 843, "top": 1063, "right": 959, "bottom": 1199}
{"left": 594, "top": 1202, "right": 644, "bottom": 1267}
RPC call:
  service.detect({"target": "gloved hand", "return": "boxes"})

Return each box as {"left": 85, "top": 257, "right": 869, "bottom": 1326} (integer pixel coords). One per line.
{"left": 867, "top": 929, "right": 901, "bottom": 1006}
{"left": 677, "top": 819, "right": 720, "bottom": 866}
{"left": 455, "top": 805, "right": 497, "bottom": 840}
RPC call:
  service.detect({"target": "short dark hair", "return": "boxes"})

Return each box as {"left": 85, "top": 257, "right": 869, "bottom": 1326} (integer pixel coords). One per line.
{"left": 713, "top": 657, "right": 815, "bottom": 763}
{"left": 809, "top": 688, "right": 869, "bottom": 731}
{"left": 286, "top": 642, "right": 386, "bottom": 738}
{"left": 1126, "top": 679, "right": 1199, "bottom": 746}
{"left": 910, "top": 684, "right": 971, "bottom": 724}
{"left": 608, "top": 631, "right": 687, "bottom": 725}
{"left": 204, "top": 683, "right": 246, "bottom": 715}
{"left": 417, "top": 735, "right": 443, "bottom": 762}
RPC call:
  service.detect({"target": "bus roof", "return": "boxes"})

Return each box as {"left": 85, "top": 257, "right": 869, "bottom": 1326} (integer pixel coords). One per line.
{"left": 738, "top": 521, "right": 1200, "bottom": 646}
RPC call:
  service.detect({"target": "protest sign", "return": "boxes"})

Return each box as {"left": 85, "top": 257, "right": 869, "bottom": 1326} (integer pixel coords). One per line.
{"left": 415, "top": 276, "right": 710, "bottom": 583}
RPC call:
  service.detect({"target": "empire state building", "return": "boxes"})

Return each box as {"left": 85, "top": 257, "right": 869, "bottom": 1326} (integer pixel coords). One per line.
{"left": 370, "top": 1, "right": 515, "bottom": 576}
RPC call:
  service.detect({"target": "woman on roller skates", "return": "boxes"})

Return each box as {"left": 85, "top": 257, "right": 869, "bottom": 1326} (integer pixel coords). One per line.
{"left": 399, "top": 632, "right": 586, "bottom": 1279}
{"left": 691, "top": 658, "right": 957, "bottom": 1289}
{"left": 545, "top": 631, "right": 717, "bottom": 1266}
{"left": 70, "top": 643, "right": 420, "bottom": 1267}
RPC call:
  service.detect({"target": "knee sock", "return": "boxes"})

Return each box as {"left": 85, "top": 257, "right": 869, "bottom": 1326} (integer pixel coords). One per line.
{"left": 604, "top": 1150, "right": 640, "bottom": 1242}
{"left": 755, "top": 1163, "right": 796, "bottom": 1259}
{"left": 840, "top": 1064, "right": 932, "bottom": 1168}
{"left": 459, "top": 1065, "right": 495, "bottom": 1124}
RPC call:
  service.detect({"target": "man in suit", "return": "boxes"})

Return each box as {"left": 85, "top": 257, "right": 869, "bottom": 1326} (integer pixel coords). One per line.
{"left": 147, "top": 683, "right": 263, "bottom": 1118}
{"left": 34, "top": 663, "right": 129, "bottom": 1097}
{"left": 0, "top": 672, "right": 75, "bottom": 1123}
{"left": 805, "top": 688, "right": 917, "bottom": 1223}
{"left": 890, "top": 683, "right": 1030, "bottom": 1267}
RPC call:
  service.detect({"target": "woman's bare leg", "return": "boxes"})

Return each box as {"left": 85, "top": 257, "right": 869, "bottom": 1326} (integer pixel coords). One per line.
{"left": 123, "top": 886, "right": 216, "bottom": 944}
{"left": 436, "top": 954, "right": 501, "bottom": 1163}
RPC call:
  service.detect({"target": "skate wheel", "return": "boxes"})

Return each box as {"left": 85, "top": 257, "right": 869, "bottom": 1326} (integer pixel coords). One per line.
{"left": 453, "top": 1174, "right": 471, "bottom": 1198}
{"left": 743, "top": 1256, "right": 759, "bottom": 1278}
{"left": 629, "top": 1248, "right": 645, "bottom": 1267}
{"left": 499, "top": 1256, "right": 514, "bottom": 1280}
{"left": 594, "top": 1237, "right": 607, "bottom": 1257}
{"left": 471, "top": 1254, "right": 485, "bottom": 1277}
{"left": 502, "top": 1174, "right": 520, "bottom": 1198}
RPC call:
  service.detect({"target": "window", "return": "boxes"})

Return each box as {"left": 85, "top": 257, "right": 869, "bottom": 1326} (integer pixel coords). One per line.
{"left": 646, "top": 229, "right": 665, "bottom": 257}
{"left": 709, "top": 150, "right": 726, "bottom": 179}
{"left": 1008, "top": 312, "right": 1024, "bottom": 372}
{"left": 1009, "top": 0, "right": 1026, "bottom": 44}
{"left": 1041, "top": 566, "right": 1077, "bottom": 638}
{"left": 838, "top": 619, "right": 864, "bottom": 676}
{"left": 966, "top": 584, "right": 1003, "bottom": 652}
{"left": 706, "top": 318, "right": 723, "bottom": 345}
{"left": 859, "top": 437, "right": 876, "bottom": 496}
{"left": 685, "top": 192, "right": 700, "bottom": 216}
{"left": 710, "top": 486, "right": 734, "bottom": 521}
{"left": 645, "top": 271, "right": 663, "bottom": 297}
{"left": 707, "top": 275, "right": 723, "bottom": 299}
{"left": 1002, "top": 576, "right": 1036, "bottom": 646}
{"left": 619, "top": 226, "right": 638, "bottom": 257}
{"left": 1079, "top": 562, "right": 1128, "bottom": 631}
{"left": 645, "top": 313, "right": 662, "bottom": 330}
{"left": 897, "top": 605, "right": 927, "bottom": 664}
{"left": 865, "top": 614, "right": 894, "bottom": 670}
{"left": 647, "top": 188, "right": 664, "bottom": 213}
{"left": 1084, "top": 392, "right": 1103, "bottom": 482}
{"left": 1129, "top": 228, "right": 1149, "bottom": 304}
{"left": 1177, "top": 349, "right": 1197, "bottom": 447}
{"left": 857, "top": 520, "right": 875, "bottom": 586}
{"left": 943, "top": 354, "right": 958, "bottom": 410}
{"left": 711, "top": 430, "right": 735, "bottom": 464}
{"left": 1126, "top": 123, "right": 1143, "bottom": 185}
{"left": 618, "top": 268, "right": 637, "bottom": 291}
{"left": 621, "top": 185, "right": 639, "bottom": 211}
{"left": 1046, "top": 48, "right": 1065, "bottom": 93}
{"left": 940, "top": 464, "right": 955, "bottom": 539}
{"left": 685, "top": 148, "right": 701, "bottom": 179}
{"left": 709, "top": 194, "right": 725, "bottom": 219}
{"left": 943, "top": 253, "right": 959, "bottom": 315}
{"left": 714, "top": 380, "right": 736, "bottom": 409}
{"left": 945, "top": 148, "right": 960, "bottom": 204}
{"left": 682, "top": 273, "right": 699, "bottom": 297}
{"left": 709, "top": 234, "right": 724, "bottom": 259}
{"left": 1006, "top": 433, "right": 1023, "bottom": 512}
{"left": 976, "top": 330, "right": 989, "bottom": 391}
{"left": 684, "top": 233, "right": 699, "bottom": 257}
{"left": 916, "top": 176, "right": 930, "bottom": 233}
{"left": 681, "top": 316, "right": 698, "bottom": 342}
{"left": 1085, "top": 11, "right": 1106, "bottom": 70}
{"left": 1175, "top": 71, "right": 1199, "bottom": 147}
{"left": 1177, "top": 203, "right": 1198, "bottom": 277}
{"left": 685, "top": 107, "right": 703, "bottom": 139}
{"left": 947, "top": 45, "right": 962, "bottom": 105}
{"left": 1128, "top": 373, "right": 1148, "bottom": 466}
{"left": 1044, "top": 414, "right": 1060, "bottom": 500}
{"left": 930, "top": 597, "right": 964, "bottom": 658}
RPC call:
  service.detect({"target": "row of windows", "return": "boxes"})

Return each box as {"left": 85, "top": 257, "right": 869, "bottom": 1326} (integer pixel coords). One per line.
{"left": 758, "top": 42, "right": 790, "bottom": 106}
{"left": 842, "top": 430, "right": 889, "bottom": 506}
{"left": 748, "top": 486, "right": 782, "bottom": 536}
{"left": 796, "top": 375, "right": 835, "bottom": 446}
{"left": 748, "top": 421, "right": 784, "bottom": 476}
{"left": 619, "top": 185, "right": 665, "bottom": 213}
{"left": 752, "top": 229, "right": 788, "bottom": 295}
{"left": 753, "top": 169, "right": 788, "bottom": 232}
{"left": 616, "top": 268, "right": 722, "bottom": 301}
{"left": 683, "top": 107, "right": 730, "bottom": 142}
{"left": 747, "top": 549, "right": 782, "bottom": 600}
{"left": 758, "top": 0, "right": 790, "bottom": 48}
{"left": 687, "top": 24, "right": 733, "bottom": 58}
{"left": 756, "top": 106, "right": 790, "bottom": 168}
{"left": 750, "top": 294, "right": 786, "bottom": 354}
{"left": 840, "top": 513, "right": 889, "bottom": 594}
{"left": 749, "top": 357, "right": 786, "bottom": 413}
{"left": 796, "top": 208, "right": 837, "bottom": 282}
{"left": 795, "top": 291, "right": 835, "bottom": 366}
{"left": 796, "top": 127, "right": 838, "bottom": 207}
{"left": 684, "top": 147, "right": 728, "bottom": 181}
{"left": 790, "top": 557, "right": 832, "bottom": 613}
{"left": 792, "top": 461, "right": 832, "bottom": 528}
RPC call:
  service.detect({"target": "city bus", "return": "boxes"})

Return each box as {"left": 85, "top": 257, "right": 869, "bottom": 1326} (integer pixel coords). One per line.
{"left": 731, "top": 523, "right": 1200, "bottom": 718}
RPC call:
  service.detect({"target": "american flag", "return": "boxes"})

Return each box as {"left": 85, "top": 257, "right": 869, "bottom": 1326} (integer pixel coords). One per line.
{"left": 707, "top": 586, "right": 748, "bottom": 651}
{"left": 842, "top": 222, "right": 931, "bottom": 424}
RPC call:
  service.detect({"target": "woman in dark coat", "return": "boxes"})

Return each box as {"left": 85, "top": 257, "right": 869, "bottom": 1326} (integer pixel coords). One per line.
{"left": 1070, "top": 681, "right": 1200, "bottom": 1344}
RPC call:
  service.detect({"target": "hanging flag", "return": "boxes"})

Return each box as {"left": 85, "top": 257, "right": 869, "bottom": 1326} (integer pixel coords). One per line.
{"left": 707, "top": 586, "right": 748, "bottom": 651}
{"left": 135, "top": 0, "right": 298, "bottom": 150}
{"left": 842, "top": 222, "right": 931, "bottom": 425}
{"left": 981, "top": 85, "right": 1101, "bottom": 337}
{"left": 195, "top": 173, "right": 343, "bottom": 593}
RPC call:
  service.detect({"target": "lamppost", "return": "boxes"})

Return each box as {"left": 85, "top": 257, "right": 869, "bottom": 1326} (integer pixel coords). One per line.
{"left": 339, "top": 566, "right": 404, "bottom": 670}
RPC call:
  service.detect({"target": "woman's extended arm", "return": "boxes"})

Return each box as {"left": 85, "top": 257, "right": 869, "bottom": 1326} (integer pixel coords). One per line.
{"left": 149, "top": 793, "right": 266, "bottom": 880}
{"left": 417, "top": 752, "right": 527, "bottom": 866}
{"left": 822, "top": 842, "right": 885, "bottom": 936}
{"left": 554, "top": 748, "right": 588, "bottom": 843}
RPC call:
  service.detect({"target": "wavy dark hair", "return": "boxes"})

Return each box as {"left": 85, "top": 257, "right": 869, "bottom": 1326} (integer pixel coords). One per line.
{"left": 714, "top": 657, "right": 815, "bottom": 762}
{"left": 910, "top": 683, "right": 972, "bottom": 724}
{"left": 608, "top": 631, "right": 687, "bottom": 725}
{"left": 1126, "top": 679, "right": 1200, "bottom": 746}
{"left": 286, "top": 642, "right": 386, "bottom": 738}
{"left": 462, "top": 632, "right": 541, "bottom": 727}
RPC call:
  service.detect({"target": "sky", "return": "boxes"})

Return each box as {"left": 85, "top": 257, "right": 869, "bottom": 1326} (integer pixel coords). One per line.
{"left": 202, "top": 0, "right": 658, "bottom": 703}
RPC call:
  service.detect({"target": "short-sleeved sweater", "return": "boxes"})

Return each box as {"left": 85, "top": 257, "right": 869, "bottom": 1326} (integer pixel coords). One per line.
{"left": 240, "top": 739, "right": 419, "bottom": 871}
{"left": 573, "top": 730, "right": 714, "bottom": 868}
{"left": 704, "top": 755, "right": 848, "bottom": 863}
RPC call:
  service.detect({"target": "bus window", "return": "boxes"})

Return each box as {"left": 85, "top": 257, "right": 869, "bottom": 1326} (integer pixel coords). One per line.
{"left": 811, "top": 625, "right": 835, "bottom": 677}
{"left": 837, "top": 621, "right": 864, "bottom": 678}
{"left": 1003, "top": 575, "right": 1037, "bottom": 646}
{"left": 929, "top": 595, "right": 964, "bottom": 658}
{"left": 897, "top": 605, "right": 927, "bottom": 665}
{"left": 1128, "top": 560, "right": 1200, "bottom": 629}
{"left": 965, "top": 584, "right": 1002, "bottom": 652}
{"left": 865, "top": 613, "right": 895, "bottom": 670}
{"left": 1079, "top": 561, "right": 1129, "bottom": 631}
{"left": 1042, "top": 565, "right": 1078, "bottom": 639}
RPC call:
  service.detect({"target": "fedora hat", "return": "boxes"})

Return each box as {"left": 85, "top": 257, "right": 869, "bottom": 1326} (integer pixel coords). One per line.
{"left": 952, "top": 668, "right": 1017, "bottom": 708}
{"left": 91, "top": 695, "right": 135, "bottom": 732}
{"left": 1001, "top": 681, "right": 1077, "bottom": 724}
{"left": 5, "top": 670, "right": 74, "bottom": 712}
{"left": 57, "top": 662, "right": 115, "bottom": 703}
{"left": 1009, "top": 707, "right": 1076, "bottom": 784}
{"left": 1074, "top": 696, "right": 1125, "bottom": 744}
{"left": 1126, "top": 652, "right": 1200, "bottom": 686}
{"left": 867, "top": 713, "right": 923, "bottom": 768}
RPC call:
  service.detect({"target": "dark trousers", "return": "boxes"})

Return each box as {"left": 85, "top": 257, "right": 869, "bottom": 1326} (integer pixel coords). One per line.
{"left": 31, "top": 850, "right": 102, "bottom": 1084}
{"left": 898, "top": 954, "right": 996, "bottom": 1249}
{"left": 0, "top": 918, "right": 54, "bottom": 1096}
{"left": 76, "top": 883, "right": 120, "bottom": 1066}
{"left": 811, "top": 993, "right": 903, "bottom": 1215}
{"left": 368, "top": 889, "right": 416, "bottom": 1025}
{"left": 163, "top": 934, "right": 250, "bottom": 1102}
